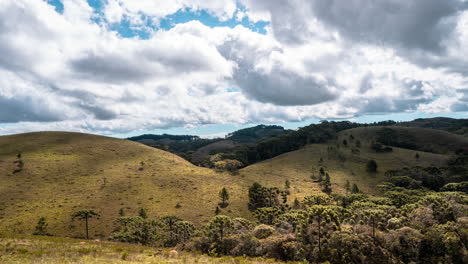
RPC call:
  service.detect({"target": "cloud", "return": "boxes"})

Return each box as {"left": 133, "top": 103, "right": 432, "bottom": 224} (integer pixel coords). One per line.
{"left": 0, "top": 0, "right": 467, "bottom": 136}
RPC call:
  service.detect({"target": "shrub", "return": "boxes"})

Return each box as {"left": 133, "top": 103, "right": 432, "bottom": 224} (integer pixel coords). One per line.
{"left": 253, "top": 225, "right": 276, "bottom": 239}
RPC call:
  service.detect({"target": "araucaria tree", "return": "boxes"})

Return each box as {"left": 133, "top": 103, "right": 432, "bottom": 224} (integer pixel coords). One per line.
{"left": 219, "top": 187, "right": 230, "bottom": 207}
{"left": 206, "top": 215, "right": 234, "bottom": 242}
{"left": 72, "top": 210, "right": 100, "bottom": 239}
{"left": 299, "top": 205, "right": 341, "bottom": 257}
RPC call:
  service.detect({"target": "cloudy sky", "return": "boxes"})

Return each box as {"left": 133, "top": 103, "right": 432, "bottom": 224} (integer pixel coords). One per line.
{"left": 0, "top": 0, "right": 467, "bottom": 137}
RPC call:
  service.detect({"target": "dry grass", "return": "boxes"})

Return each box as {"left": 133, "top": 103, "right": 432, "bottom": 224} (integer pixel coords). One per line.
{"left": 0, "top": 235, "right": 297, "bottom": 264}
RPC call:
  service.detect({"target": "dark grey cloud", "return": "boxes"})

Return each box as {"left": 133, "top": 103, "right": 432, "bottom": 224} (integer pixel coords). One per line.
{"left": 74, "top": 102, "right": 117, "bottom": 120}
{"left": 0, "top": 95, "right": 64, "bottom": 123}
{"left": 451, "top": 89, "right": 468, "bottom": 111}
{"left": 218, "top": 37, "right": 338, "bottom": 106}
{"left": 354, "top": 76, "right": 433, "bottom": 114}
{"left": 234, "top": 64, "right": 338, "bottom": 106}
{"left": 360, "top": 97, "right": 431, "bottom": 113}
{"left": 308, "top": 0, "right": 467, "bottom": 52}
{"left": 70, "top": 53, "right": 155, "bottom": 84}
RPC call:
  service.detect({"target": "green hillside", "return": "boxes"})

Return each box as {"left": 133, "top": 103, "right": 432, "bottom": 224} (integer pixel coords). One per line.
{"left": 400, "top": 117, "right": 468, "bottom": 137}
{"left": 347, "top": 126, "right": 468, "bottom": 154}
{"left": 241, "top": 133, "right": 450, "bottom": 197}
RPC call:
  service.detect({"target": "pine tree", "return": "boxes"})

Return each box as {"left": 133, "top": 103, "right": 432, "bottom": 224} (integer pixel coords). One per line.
{"left": 319, "top": 167, "right": 325, "bottom": 176}
{"left": 352, "top": 184, "right": 360, "bottom": 194}
{"left": 323, "top": 173, "right": 332, "bottom": 194}
{"left": 219, "top": 187, "right": 230, "bottom": 207}
{"left": 138, "top": 208, "right": 148, "bottom": 219}
{"left": 284, "top": 180, "right": 290, "bottom": 190}
{"left": 33, "top": 217, "right": 51, "bottom": 236}
{"left": 345, "top": 180, "right": 351, "bottom": 193}
{"left": 366, "top": 160, "right": 378, "bottom": 173}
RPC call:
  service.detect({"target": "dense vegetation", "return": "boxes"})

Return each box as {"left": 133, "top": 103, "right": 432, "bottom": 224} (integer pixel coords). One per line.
{"left": 33, "top": 179, "right": 466, "bottom": 263}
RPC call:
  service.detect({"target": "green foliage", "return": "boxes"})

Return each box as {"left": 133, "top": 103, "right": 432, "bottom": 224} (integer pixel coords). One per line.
{"left": 205, "top": 215, "right": 234, "bottom": 241}
{"left": 72, "top": 210, "right": 100, "bottom": 239}
{"left": 162, "top": 220, "right": 195, "bottom": 246}
{"left": 351, "top": 184, "right": 360, "bottom": 194}
{"left": 299, "top": 205, "right": 342, "bottom": 256}
{"left": 32, "top": 217, "right": 52, "bottom": 236}
{"left": 219, "top": 187, "right": 230, "bottom": 207}
{"left": 214, "top": 159, "right": 243, "bottom": 172}
{"left": 323, "top": 173, "right": 332, "bottom": 194}
{"left": 248, "top": 183, "right": 280, "bottom": 211}
{"left": 110, "top": 216, "right": 160, "bottom": 245}
{"left": 303, "top": 193, "right": 333, "bottom": 206}
{"left": 440, "top": 182, "right": 468, "bottom": 193}
{"left": 366, "top": 160, "right": 378, "bottom": 173}
{"left": 138, "top": 208, "right": 148, "bottom": 219}
{"left": 353, "top": 208, "right": 391, "bottom": 240}
{"left": 118, "top": 208, "right": 125, "bottom": 216}
{"left": 254, "top": 207, "right": 282, "bottom": 225}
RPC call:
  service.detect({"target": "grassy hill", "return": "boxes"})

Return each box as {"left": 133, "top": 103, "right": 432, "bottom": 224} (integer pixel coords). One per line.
{"left": 400, "top": 117, "right": 468, "bottom": 137}
{"left": 0, "top": 129, "right": 457, "bottom": 239}
{"left": 0, "top": 132, "right": 240, "bottom": 238}
{"left": 347, "top": 126, "right": 468, "bottom": 154}
{"left": 241, "top": 136, "right": 449, "bottom": 197}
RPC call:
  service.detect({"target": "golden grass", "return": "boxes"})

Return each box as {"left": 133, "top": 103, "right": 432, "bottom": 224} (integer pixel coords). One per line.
{"left": 0, "top": 234, "right": 296, "bottom": 264}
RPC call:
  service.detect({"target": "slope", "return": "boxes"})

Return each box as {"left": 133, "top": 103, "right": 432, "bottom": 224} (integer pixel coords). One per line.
{"left": 241, "top": 127, "right": 452, "bottom": 197}
{"left": 0, "top": 132, "right": 252, "bottom": 238}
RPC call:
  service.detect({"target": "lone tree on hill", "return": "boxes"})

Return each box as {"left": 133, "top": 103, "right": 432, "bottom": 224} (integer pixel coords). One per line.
{"left": 219, "top": 187, "right": 230, "bottom": 207}
{"left": 366, "top": 160, "right": 378, "bottom": 173}
{"left": 72, "top": 210, "right": 100, "bottom": 239}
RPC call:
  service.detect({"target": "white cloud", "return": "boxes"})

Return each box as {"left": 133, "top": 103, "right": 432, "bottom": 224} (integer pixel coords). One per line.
{"left": 0, "top": 0, "right": 467, "bottom": 135}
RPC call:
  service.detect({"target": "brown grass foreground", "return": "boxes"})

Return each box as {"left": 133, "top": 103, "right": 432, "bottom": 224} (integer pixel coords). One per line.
{"left": 0, "top": 234, "right": 299, "bottom": 264}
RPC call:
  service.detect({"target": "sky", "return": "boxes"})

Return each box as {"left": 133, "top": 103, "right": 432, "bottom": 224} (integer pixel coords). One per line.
{"left": 0, "top": 0, "right": 467, "bottom": 138}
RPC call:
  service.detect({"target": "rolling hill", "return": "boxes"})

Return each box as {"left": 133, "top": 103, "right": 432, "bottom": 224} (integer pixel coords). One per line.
{"left": 400, "top": 117, "right": 468, "bottom": 137}
{"left": 0, "top": 126, "right": 463, "bottom": 238}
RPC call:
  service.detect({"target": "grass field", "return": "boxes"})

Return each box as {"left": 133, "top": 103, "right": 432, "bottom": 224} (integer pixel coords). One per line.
{"left": 0, "top": 235, "right": 296, "bottom": 264}
{"left": 0, "top": 130, "right": 454, "bottom": 238}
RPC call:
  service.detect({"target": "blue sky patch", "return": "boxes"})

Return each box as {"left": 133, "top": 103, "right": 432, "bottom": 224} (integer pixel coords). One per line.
{"left": 47, "top": 0, "right": 64, "bottom": 13}
{"left": 45, "top": 0, "right": 269, "bottom": 39}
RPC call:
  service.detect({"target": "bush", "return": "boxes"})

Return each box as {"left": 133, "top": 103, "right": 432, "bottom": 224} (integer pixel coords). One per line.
{"left": 253, "top": 225, "right": 276, "bottom": 239}
{"left": 367, "top": 160, "right": 378, "bottom": 173}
